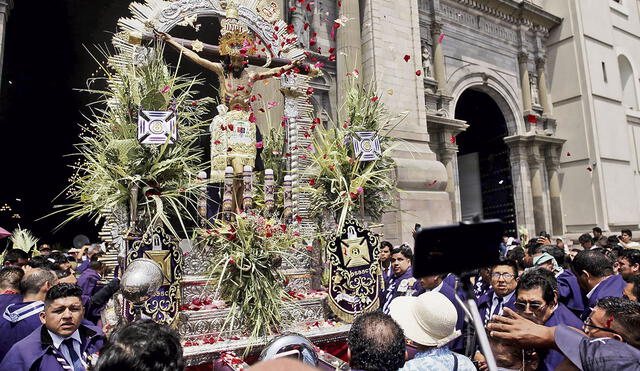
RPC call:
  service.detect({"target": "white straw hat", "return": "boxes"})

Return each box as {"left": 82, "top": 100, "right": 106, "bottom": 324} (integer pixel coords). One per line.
{"left": 389, "top": 291, "right": 461, "bottom": 347}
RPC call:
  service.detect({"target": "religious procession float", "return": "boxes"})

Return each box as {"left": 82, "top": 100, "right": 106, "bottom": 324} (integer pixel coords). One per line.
{"left": 58, "top": 0, "right": 405, "bottom": 369}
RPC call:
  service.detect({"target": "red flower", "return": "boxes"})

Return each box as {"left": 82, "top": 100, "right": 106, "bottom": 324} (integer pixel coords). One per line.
{"left": 287, "top": 24, "right": 295, "bottom": 34}
{"left": 227, "top": 233, "right": 236, "bottom": 241}
{"left": 306, "top": 87, "right": 314, "bottom": 95}
{"left": 309, "top": 178, "right": 316, "bottom": 186}
{"left": 280, "top": 224, "right": 287, "bottom": 231}
{"left": 328, "top": 165, "right": 335, "bottom": 171}
{"left": 303, "top": 131, "right": 310, "bottom": 138}
{"left": 323, "top": 154, "right": 328, "bottom": 159}
{"left": 403, "top": 55, "right": 410, "bottom": 62}
{"left": 228, "top": 124, "right": 234, "bottom": 131}
{"left": 228, "top": 258, "right": 236, "bottom": 264}
{"left": 450, "top": 135, "right": 456, "bottom": 143}
{"left": 295, "top": 215, "right": 303, "bottom": 223}
{"left": 249, "top": 113, "right": 256, "bottom": 123}
{"left": 214, "top": 140, "right": 221, "bottom": 145}
{"left": 371, "top": 96, "right": 379, "bottom": 102}
{"left": 415, "top": 70, "right": 422, "bottom": 76}
{"left": 304, "top": 23, "right": 309, "bottom": 31}
{"left": 306, "top": 245, "right": 313, "bottom": 252}
{"left": 265, "top": 232, "right": 273, "bottom": 238}
{"left": 350, "top": 192, "right": 357, "bottom": 199}
{"left": 348, "top": 157, "right": 356, "bottom": 164}
{"left": 329, "top": 47, "right": 336, "bottom": 53}
{"left": 191, "top": 100, "right": 198, "bottom": 106}
{"left": 329, "top": 54, "right": 336, "bottom": 62}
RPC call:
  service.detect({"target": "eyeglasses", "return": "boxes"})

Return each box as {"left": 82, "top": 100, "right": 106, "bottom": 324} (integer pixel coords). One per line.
{"left": 515, "top": 300, "right": 546, "bottom": 312}
{"left": 491, "top": 272, "right": 515, "bottom": 281}
{"left": 583, "top": 316, "right": 621, "bottom": 336}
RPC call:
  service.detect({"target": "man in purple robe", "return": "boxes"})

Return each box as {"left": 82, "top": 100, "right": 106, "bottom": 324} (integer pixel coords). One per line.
{"left": 75, "top": 244, "right": 101, "bottom": 275}
{"left": 0, "top": 268, "right": 57, "bottom": 362}
{"left": 0, "top": 267, "right": 23, "bottom": 314}
{"left": 76, "top": 261, "right": 105, "bottom": 307}
{"left": 476, "top": 260, "right": 519, "bottom": 325}
{"left": 571, "top": 250, "right": 626, "bottom": 320}
{"left": 515, "top": 268, "right": 583, "bottom": 371}
{"left": 0, "top": 283, "right": 105, "bottom": 370}
{"left": 380, "top": 245, "right": 421, "bottom": 314}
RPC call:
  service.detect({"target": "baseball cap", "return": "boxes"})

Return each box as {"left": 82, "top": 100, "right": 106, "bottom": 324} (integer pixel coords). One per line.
{"left": 554, "top": 325, "right": 640, "bottom": 370}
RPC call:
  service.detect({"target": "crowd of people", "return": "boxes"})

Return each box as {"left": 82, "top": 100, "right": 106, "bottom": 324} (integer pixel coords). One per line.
{"left": 1, "top": 227, "right": 639, "bottom": 370}
{"left": 369, "top": 227, "right": 640, "bottom": 370}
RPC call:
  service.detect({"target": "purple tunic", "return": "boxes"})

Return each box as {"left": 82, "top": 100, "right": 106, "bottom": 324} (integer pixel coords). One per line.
{"left": 0, "top": 301, "right": 45, "bottom": 362}
{"left": 75, "top": 258, "right": 90, "bottom": 274}
{"left": 380, "top": 267, "right": 421, "bottom": 313}
{"left": 0, "top": 323, "right": 104, "bottom": 370}
{"left": 77, "top": 269, "right": 101, "bottom": 307}
{"left": 439, "top": 278, "right": 466, "bottom": 353}
{"left": 0, "top": 294, "right": 21, "bottom": 315}
{"left": 557, "top": 270, "right": 586, "bottom": 316}
{"left": 540, "top": 303, "right": 583, "bottom": 371}
{"left": 581, "top": 274, "right": 627, "bottom": 320}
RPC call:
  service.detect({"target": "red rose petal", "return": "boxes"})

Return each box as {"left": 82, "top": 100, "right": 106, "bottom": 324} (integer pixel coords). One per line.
{"left": 403, "top": 55, "right": 410, "bottom": 62}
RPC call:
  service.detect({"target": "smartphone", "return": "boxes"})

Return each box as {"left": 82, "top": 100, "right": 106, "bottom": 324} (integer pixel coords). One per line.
{"left": 413, "top": 219, "right": 503, "bottom": 277}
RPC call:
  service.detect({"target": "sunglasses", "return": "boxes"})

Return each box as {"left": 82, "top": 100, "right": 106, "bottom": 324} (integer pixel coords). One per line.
{"left": 583, "top": 316, "right": 621, "bottom": 336}
{"left": 515, "top": 300, "right": 546, "bottom": 312}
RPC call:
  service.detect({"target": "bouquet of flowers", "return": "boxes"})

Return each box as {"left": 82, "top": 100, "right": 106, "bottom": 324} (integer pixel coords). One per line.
{"left": 199, "top": 211, "right": 299, "bottom": 341}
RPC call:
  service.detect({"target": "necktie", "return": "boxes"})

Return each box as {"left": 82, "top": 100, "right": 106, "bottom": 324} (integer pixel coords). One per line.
{"left": 485, "top": 296, "right": 503, "bottom": 325}
{"left": 382, "top": 280, "right": 397, "bottom": 314}
{"left": 492, "top": 296, "right": 504, "bottom": 317}
{"left": 62, "top": 338, "right": 84, "bottom": 371}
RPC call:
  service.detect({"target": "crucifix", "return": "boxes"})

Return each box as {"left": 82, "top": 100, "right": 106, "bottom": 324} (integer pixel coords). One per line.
{"left": 152, "top": 5, "right": 320, "bottom": 216}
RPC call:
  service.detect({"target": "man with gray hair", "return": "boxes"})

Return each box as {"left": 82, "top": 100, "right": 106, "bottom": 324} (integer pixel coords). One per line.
{"left": 0, "top": 268, "right": 57, "bottom": 361}
{"left": 76, "top": 243, "right": 101, "bottom": 274}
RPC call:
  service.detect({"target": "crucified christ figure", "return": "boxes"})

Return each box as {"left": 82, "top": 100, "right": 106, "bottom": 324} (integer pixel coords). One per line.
{"left": 155, "top": 29, "right": 310, "bottom": 214}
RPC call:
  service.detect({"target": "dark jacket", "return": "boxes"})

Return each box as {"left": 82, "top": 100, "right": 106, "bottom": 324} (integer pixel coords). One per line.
{"left": 439, "top": 278, "right": 466, "bottom": 353}
{"left": 556, "top": 270, "right": 585, "bottom": 317}
{"left": 477, "top": 289, "right": 517, "bottom": 325}
{"left": 0, "top": 323, "right": 104, "bottom": 370}
{"left": 540, "top": 303, "right": 583, "bottom": 371}
{"left": 0, "top": 301, "right": 45, "bottom": 362}
{"left": 581, "top": 274, "right": 626, "bottom": 320}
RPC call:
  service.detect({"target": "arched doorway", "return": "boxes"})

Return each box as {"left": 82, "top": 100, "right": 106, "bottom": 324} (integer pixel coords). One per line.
{"left": 455, "top": 88, "right": 517, "bottom": 235}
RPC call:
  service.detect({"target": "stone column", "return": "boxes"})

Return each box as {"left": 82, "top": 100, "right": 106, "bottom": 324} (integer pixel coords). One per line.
{"left": 528, "top": 143, "right": 548, "bottom": 234}
{"left": 0, "top": 0, "right": 12, "bottom": 90}
{"left": 536, "top": 57, "right": 552, "bottom": 117}
{"left": 545, "top": 145, "right": 564, "bottom": 236}
{"left": 505, "top": 136, "right": 536, "bottom": 237}
{"left": 336, "top": 0, "right": 362, "bottom": 119}
{"left": 518, "top": 52, "right": 533, "bottom": 114}
{"left": 431, "top": 22, "right": 447, "bottom": 95}
{"left": 440, "top": 147, "right": 460, "bottom": 221}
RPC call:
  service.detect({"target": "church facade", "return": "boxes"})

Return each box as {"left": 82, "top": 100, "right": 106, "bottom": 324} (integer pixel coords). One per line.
{"left": 298, "top": 0, "right": 640, "bottom": 242}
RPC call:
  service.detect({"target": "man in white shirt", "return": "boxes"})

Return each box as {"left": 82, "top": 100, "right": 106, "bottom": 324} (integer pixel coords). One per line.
{"left": 619, "top": 229, "right": 640, "bottom": 249}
